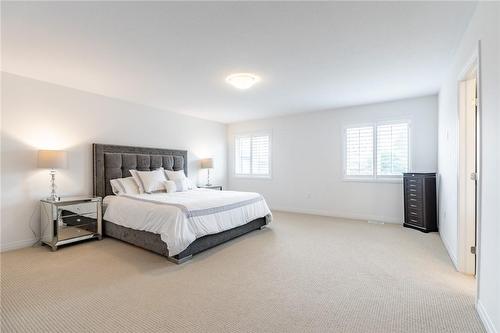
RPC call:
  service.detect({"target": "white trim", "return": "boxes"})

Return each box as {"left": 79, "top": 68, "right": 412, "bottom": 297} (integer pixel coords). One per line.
{"left": 477, "top": 301, "right": 498, "bottom": 333}
{"left": 0, "top": 238, "right": 37, "bottom": 252}
{"left": 342, "top": 177, "right": 402, "bottom": 184}
{"left": 271, "top": 206, "right": 402, "bottom": 224}
{"left": 455, "top": 42, "right": 482, "bottom": 290}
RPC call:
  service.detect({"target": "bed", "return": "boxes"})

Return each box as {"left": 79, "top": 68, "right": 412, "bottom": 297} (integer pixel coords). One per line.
{"left": 93, "top": 143, "right": 271, "bottom": 264}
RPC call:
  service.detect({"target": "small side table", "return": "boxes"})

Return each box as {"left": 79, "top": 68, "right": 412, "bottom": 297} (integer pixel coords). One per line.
{"left": 198, "top": 185, "right": 223, "bottom": 191}
{"left": 40, "top": 196, "right": 102, "bottom": 251}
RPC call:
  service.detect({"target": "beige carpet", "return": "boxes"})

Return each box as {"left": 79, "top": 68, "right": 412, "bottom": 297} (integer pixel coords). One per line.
{"left": 1, "top": 212, "right": 484, "bottom": 333}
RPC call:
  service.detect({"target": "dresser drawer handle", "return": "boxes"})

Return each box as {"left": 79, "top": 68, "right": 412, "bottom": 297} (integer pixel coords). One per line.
{"left": 409, "top": 189, "right": 417, "bottom": 192}
{"left": 410, "top": 204, "right": 417, "bottom": 208}
{"left": 409, "top": 179, "right": 417, "bottom": 182}
{"left": 410, "top": 194, "right": 416, "bottom": 197}
{"left": 410, "top": 212, "right": 418, "bottom": 215}
{"left": 410, "top": 218, "right": 419, "bottom": 223}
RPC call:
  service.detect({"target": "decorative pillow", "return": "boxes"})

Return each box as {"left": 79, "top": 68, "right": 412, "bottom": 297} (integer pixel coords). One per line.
{"left": 110, "top": 177, "right": 140, "bottom": 195}
{"left": 164, "top": 180, "right": 177, "bottom": 193}
{"left": 130, "top": 168, "right": 167, "bottom": 194}
{"left": 164, "top": 169, "right": 196, "bottom": 190}
{"left": 164, "top": 179, "right": 189, "bottom": 193}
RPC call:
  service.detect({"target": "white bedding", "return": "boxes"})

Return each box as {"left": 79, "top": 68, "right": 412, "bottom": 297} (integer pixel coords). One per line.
{"left": 103, "top": 189, "right": 272, "bottom": 256}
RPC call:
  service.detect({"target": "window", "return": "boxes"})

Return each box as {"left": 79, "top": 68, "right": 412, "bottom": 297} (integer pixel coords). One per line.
{"left": 235, "top": 132, "right": 271, "bottom": 177}
{"left": 345, "top": 126, "right": 374, "bottom": 176}
{"left": 344, "top": 122, "right": 409, "bottom": 179}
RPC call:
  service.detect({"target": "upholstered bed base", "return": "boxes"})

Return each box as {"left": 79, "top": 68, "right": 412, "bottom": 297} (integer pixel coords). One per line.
{"left": 103, "top": 217, "right": 267, "bottom": 264}
{"left": 93, "top": 143, "right": 268, "bottom": 264}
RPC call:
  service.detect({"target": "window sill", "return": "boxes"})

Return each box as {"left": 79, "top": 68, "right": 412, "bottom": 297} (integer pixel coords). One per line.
{"left": 233, "top": 175, "right": 272, "bottom": 180}
{"left": 343, "top": 177, "right": 403, "bottom": 184}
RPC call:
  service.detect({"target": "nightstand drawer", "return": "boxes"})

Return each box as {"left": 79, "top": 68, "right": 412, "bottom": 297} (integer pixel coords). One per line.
{"left": 59, "top": 202, "right": 98, "bottom": 216}
{"left": 58, "top": 223, "right": 97, "bottom": 242}
{"left": 60, "top": 212, "right": 98, "bottom": 227}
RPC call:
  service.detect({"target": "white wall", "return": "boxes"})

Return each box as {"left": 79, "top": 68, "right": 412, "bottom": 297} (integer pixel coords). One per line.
{"left": 0, "top": 72, "right": 227, "bottom": 251}
{"left": 227, "top": 95, "right": 438, "bottom": 224}
{"left": 438, "top": 3, "right": 499, "bottom": 332}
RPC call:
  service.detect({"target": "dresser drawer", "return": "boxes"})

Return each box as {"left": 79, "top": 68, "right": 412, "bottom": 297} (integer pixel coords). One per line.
{"left": 405, "top": 181, "right": 422, "bottom": 192}
{"left": 407, "top": 207, "right": 423, "bottom": 219}
{"left": 406, "top": 191, "right": 423, "bottom": 202}
{"left": 406, "top": 216, "right": 424, "bottom": 228}
{"left": 407, "top": 200, "right": 422, "bottom": 210}
{"left": 405, "top": 177, "right": 422, "bottom": 184}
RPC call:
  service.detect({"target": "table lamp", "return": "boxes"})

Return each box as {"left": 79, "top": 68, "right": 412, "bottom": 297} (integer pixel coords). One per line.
{"left": 200, "top": 158, "right": 214, "bottom": 186}
{"left": 38, "top": 150, "right": 67, "bottom": 201}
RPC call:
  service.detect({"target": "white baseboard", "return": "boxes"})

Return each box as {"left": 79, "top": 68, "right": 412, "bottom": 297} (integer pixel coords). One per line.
{"left": 0, "top": 238, "right": 37, "bottom": 252}
{"left": 270, "top": 206, "right": 402, "bottom": 224}
{"left": 477, "top": 300, "right": 498, "bottom": 333}
{"left": 439, "top": 231, "right": 459, "bottom": 270}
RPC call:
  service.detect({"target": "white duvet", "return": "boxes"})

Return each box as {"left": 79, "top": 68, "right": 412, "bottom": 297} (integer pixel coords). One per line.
{"left": 103, "top": 189, "right": 272, "bottom": 256}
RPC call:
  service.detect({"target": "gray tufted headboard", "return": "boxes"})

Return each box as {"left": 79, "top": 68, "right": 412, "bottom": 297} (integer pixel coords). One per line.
{"left": 93, "top": 143, "right": 188, "bottom": 198}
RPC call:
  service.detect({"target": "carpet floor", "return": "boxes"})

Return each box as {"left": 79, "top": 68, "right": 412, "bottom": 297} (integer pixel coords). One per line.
{"left": 1, "top": 212, "right": 484, "bottom": 333}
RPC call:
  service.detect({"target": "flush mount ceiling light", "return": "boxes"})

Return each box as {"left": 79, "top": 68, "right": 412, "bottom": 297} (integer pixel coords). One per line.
{"left": 225, "top": 73, "right": 260, "bottom": 90}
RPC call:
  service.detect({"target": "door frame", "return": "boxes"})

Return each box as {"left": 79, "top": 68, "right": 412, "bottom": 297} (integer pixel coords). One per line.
{"left": 456, "top": 41, "right": 482, "bottom": 294}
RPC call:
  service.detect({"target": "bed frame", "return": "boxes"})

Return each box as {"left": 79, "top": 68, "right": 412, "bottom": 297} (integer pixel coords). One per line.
{"left": 93, "top": 143, "right": 266, "bottom": 264}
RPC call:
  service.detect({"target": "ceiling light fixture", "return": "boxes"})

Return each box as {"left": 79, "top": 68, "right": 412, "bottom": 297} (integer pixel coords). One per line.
{"left": 226, "top": 73, "right": 260, "bottom": 90}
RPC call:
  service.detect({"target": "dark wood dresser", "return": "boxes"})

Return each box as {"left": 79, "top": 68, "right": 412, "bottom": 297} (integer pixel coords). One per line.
{"left": 403, "top": 173, "right": 437, "bottom": 232}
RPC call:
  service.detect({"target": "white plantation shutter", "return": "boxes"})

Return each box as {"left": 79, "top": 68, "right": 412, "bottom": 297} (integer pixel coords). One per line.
{"left": 345, "top": 126, "right": 374, "bottom": 176}
{"left": 235, "top": 136, "right": 251, "bottom": 175}
{"left": 235, "top": 133, "right": 271, "bottom": 176}
{"left": 251, "top": 135, "right": 270, "bottom": 175}
{"left": 344, "top": 122, "right": 410, "bottom": 179}
{"left": 376, "top": 123, "right": 409, "bottom": 176}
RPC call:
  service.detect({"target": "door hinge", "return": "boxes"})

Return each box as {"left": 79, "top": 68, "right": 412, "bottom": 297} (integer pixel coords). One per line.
{"left": 472, "top": 97, "right": 478, "bottom": 107}
{"left": 471, "top": 246, "right": 476, "bottom": 255}
{"left": 470, "top": 172, "right": 478, "bottom": 181}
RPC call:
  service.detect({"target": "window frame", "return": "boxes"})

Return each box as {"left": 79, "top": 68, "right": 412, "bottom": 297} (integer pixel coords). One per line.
{"left": 342, "top": 120, "right": 412, "bottom": 182}
{"left": 233, "top": 130, "right": 272, "bottom": 179}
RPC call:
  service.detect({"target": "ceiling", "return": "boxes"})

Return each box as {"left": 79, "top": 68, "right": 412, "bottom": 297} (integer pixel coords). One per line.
{"left": 1, "top": 1, "right": 477, "bottom": 123}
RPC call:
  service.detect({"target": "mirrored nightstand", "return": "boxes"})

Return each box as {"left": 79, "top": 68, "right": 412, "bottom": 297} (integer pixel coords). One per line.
{"left": 40, "top": 196, "right": 102, "bottom": 251}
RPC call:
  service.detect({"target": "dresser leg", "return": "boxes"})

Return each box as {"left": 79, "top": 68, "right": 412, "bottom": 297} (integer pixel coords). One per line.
{"left": 51, "top": 245, "right": 58, "bottom": 252}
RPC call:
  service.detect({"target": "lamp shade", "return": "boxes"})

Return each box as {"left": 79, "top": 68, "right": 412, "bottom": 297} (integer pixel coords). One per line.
{"left": 37, "top": 150, "right": 67, "bottom": 169}
{"left": 200, "top": 158, "right": 214, "bottom": 169}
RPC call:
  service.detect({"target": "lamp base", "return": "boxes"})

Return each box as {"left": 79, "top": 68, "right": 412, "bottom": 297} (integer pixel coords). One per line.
{"left": 46, "top": 194, "right": 60, "bottom": 201}
{"left": 47, "top": 169, "right": 60, "bottom": 201}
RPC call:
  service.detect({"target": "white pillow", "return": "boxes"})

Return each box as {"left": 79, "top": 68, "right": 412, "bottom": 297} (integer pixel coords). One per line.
{"left": 174, "top": 179, "right": 189, "bottom": 192}
{"left": 164, "top": 169, "right": 186, "bottom": 181}
{"left": 110, "top": 177, "right": 140, "bottom": 195}
{"left": 164, "top": 180, "right": 177, "bottom": 193}
{"left": 164, "top": 179, "right": 189, "bottom": 193}
{"left": 130, "top": 168, "right": 166, "bottom": 194}
{"left": 164, "top": 169, "right": 196, "bottom": 190}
